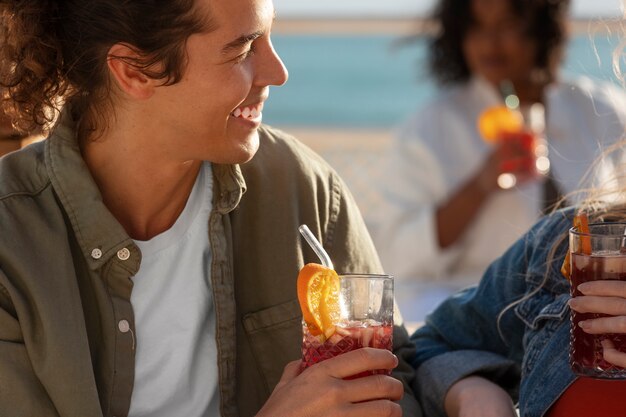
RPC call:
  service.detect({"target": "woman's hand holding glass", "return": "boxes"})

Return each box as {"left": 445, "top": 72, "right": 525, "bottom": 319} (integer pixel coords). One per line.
{"left": 476, "top": 139, "right": 539, "bottom": 193}
{"left": 569, "top": 280, "right": 626, "bottom": 367}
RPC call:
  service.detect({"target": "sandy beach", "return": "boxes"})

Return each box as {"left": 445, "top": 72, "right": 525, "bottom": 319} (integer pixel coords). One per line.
{"left": 276, "top": 126, "right": 392, "bottom": 152}
{"left": 273, "top": 17, "right": 625, "bottom": 36}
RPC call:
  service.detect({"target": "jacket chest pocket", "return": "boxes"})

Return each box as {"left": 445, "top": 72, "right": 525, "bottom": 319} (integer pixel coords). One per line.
{"left": 242, "top": 299, "right": 303, "bottom": 391}
{"left": 516, "top": 292, "right": 569, "bottom": 375}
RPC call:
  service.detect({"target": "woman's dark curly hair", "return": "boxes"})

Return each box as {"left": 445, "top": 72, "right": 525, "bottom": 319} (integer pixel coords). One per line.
{"left": 429, "top": 0, "right": 570, "bottom": 86}
{"left": 0, "top": 0, "right": 211, "bottom": 137}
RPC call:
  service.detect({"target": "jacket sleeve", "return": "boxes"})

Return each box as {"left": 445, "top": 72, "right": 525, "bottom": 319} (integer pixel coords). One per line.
{"left": 0, "top": 275, "right": 59, "bottom": 417}
{"left": 410, "top": 220, "right": 545, "bottom": 417}
{"left": 324, "top": 172, "right": 423, "bottom": 417}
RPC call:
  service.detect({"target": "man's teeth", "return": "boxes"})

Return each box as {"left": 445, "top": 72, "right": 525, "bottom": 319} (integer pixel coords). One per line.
{"left": 232, "top": 106, "right": 262, "bottom": 119}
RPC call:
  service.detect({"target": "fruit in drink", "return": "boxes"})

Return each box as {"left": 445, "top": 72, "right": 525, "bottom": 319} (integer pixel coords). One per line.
{"left": 561, "top": 212, "right": 591, "bottom": 280}
{"left": 297, "top": 264, "right": 394, "bottom": 377}
{"left": 297, "top": 263, "right": 340, "bottom": 340}
{"left": 477, "top": 105, "right": 523, "bottom": 143}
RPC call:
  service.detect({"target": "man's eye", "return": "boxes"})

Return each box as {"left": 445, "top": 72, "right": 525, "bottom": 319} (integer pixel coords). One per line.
{"left": 234, "top": 46, "right": 255, "bottom": 63}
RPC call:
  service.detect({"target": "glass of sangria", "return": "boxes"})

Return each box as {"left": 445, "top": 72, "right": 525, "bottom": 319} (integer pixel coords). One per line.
{"left": 478, "top": 103, "right": 550, "bottom": 189}
{"left": 299, "top": 269, "right": 394, "bottom": 377}
{"left": 569, "top": 222, "right": 626, "bottom": 378}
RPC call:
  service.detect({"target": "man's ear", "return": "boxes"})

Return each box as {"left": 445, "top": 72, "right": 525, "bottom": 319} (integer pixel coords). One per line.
{"left": 107, "top": 43, "right": 156, "bottom": 100}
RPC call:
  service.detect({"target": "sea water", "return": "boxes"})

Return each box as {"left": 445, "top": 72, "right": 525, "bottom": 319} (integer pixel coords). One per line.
{"left": 264, "top": 34, "right": 624, "bottom": 128}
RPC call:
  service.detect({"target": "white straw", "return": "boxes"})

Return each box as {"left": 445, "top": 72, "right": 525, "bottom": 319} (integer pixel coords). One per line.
{"left": 298, "top": 224, "right": 334, "bottom": 269}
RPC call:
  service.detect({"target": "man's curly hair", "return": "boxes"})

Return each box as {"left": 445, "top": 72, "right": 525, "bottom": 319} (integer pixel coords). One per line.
{"left": 0, "top": 0, "right": 210, "bottom": 137}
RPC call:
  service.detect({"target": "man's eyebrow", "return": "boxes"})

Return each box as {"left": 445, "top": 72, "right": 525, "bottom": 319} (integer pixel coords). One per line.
{"left": 220, "top": 13, "right": 276, "bottom": 55}
{"left": 221, "top": 31, "right": 264, "bottom": 54}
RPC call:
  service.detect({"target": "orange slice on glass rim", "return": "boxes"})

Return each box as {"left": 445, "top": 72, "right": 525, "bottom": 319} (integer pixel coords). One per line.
{"left": 297, "top": 263, "right": 340, "bottom": 340}
{"left": 561, "top": 212, "right": 591, "bottom": 280}
{"left": 477, "top": 105, "right": 524, "bottom": 143}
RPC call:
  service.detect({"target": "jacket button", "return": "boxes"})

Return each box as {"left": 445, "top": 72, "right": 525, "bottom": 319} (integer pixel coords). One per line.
{"left": 91, "top": 248, "right": 103, "bottom": 259}
{"left": 117, "top": 248, "right": 131, "bottom": 261}
{"left": 118, "top": 320, "right": 130, "bottom": 333}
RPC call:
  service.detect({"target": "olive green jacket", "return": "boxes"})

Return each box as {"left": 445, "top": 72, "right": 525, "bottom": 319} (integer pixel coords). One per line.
{"left": 0, "top": 115, "right": 421, "bottom": 417}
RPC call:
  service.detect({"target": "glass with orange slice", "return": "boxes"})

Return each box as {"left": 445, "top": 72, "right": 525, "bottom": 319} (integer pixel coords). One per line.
{"left": 566, "top": 216, "right": 626, "bottom": 379}
{"left": 297, "top": 263, "right": 394, "bottom": 377}
{"left": 477, "top": 103, "right": 549, "bottom": 189}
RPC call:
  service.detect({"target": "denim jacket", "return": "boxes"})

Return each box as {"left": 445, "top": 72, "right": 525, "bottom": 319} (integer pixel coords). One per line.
{"left": 411, "top": 208, "right": 577, "bottom": 417}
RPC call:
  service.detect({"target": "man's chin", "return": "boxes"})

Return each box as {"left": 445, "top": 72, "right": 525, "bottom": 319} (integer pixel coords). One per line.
{"left": 227, "top": 131, "right": 260, "bottom": 165}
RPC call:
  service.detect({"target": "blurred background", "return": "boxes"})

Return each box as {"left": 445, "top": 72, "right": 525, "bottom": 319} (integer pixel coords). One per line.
{"left": 267, "top": 2, "right": 624, "bottom": 210}
{"left": 268, "top": 0, "right": 624, "bottom": 130}
{"left": 267, "top": 0, "right": 625, "bottom": 324}
{"left": 267, "top": 0, "right": 625, "bottom": 240}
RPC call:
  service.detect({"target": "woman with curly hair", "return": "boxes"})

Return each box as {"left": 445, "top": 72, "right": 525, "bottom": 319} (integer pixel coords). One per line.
{"left": 375, "top": 0, "right": 626, "bottom": 314}
{"left": 0, "top": 0, "right": 422, "bottom": 416}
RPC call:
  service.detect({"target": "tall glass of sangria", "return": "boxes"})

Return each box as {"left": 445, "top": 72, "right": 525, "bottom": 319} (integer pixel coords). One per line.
{"left": 297, "top": 264, "right": 394, "bottom": 377}
{"left": 478, "top": 103, "right": 549, "bottom": 190}
{"left": 569, "top": 222, "right": 626, "bottom": 378}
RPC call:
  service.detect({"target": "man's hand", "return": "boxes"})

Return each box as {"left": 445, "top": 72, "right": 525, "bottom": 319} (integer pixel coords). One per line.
{"left": 256, "top": 348, "right": 404, "bottom": 417}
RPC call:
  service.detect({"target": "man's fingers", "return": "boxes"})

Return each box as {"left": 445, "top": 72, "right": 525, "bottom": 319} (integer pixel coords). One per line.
{"left": 318, "top": 348, "right": 398, "bottom": 380}
{"left": 602, "top": 339, "right": 626, "bottom": 367}
{"left": 275, "top": 360, "right": 302, "bottom": 389}
{"left": 338, "top": 374, "right": 404, "bottom": 403}
{"left": 339, "top": 400, "right": 402, "bottom": 417}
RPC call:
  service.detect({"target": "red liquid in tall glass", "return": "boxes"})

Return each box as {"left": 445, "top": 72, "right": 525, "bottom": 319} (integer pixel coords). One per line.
{"left": 301, "top": 321, "right": 393, "bottom": 378}
{"left": 570, "top": 253, "right": 626, "bottom": 378}
{"left": 499, "top": 131, "right": 536, "bottom": 176}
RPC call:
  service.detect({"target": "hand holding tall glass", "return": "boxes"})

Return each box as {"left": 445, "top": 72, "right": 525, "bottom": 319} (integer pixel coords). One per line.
{"left": 569, "top": 222, "right": 626, "bottom": 379}
{"left": 478, "top": 103, "right": 550, "bottom": 190}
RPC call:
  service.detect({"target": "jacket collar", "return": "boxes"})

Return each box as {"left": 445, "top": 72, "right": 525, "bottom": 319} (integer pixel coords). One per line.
{"left": 44, "top": 109, "right": 247, "bottom": 271}
{"left": 45, "top": 110, "right": 137, "bottom": 271}
{"left": 213, "top": 163, "right": 246, "bottom": 214}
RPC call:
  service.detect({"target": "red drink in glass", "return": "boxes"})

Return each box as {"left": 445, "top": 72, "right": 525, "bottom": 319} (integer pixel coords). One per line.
{"left": 498, "top": 131, "right": 537, "bottom": 176}
{"left": 301, "top": 320, "right": 393, "bottom": 377}
{"left": 300, "top": 273, "right": 394, "bottom": 378}
{"left": 570, "top": 252, "right": 626, "bottom": 378}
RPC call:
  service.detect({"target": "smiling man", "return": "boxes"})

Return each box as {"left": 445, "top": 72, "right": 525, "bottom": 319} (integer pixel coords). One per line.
{"left": 0, "top": 0, "right": 420, "bottom": 416}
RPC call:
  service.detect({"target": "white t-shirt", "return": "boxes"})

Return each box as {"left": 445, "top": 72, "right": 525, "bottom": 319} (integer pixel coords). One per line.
{"left": 129, "top": 162, "right": 219, "bottom": 417}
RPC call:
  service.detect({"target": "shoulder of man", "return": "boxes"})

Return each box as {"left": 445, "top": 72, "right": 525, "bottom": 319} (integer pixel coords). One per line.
{"left": 240, "top": 124, "right": 381, "bottom": 273}
{"left": 0, "top": 141, "right": 49, "bottom": 201}
{"left": 245, "top": 124, "right": 341, "bottom": 184}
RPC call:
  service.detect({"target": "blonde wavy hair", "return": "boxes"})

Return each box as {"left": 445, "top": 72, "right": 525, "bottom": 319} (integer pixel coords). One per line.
{"left": 494, "top": 9, "right": 626, "bottom": 340}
